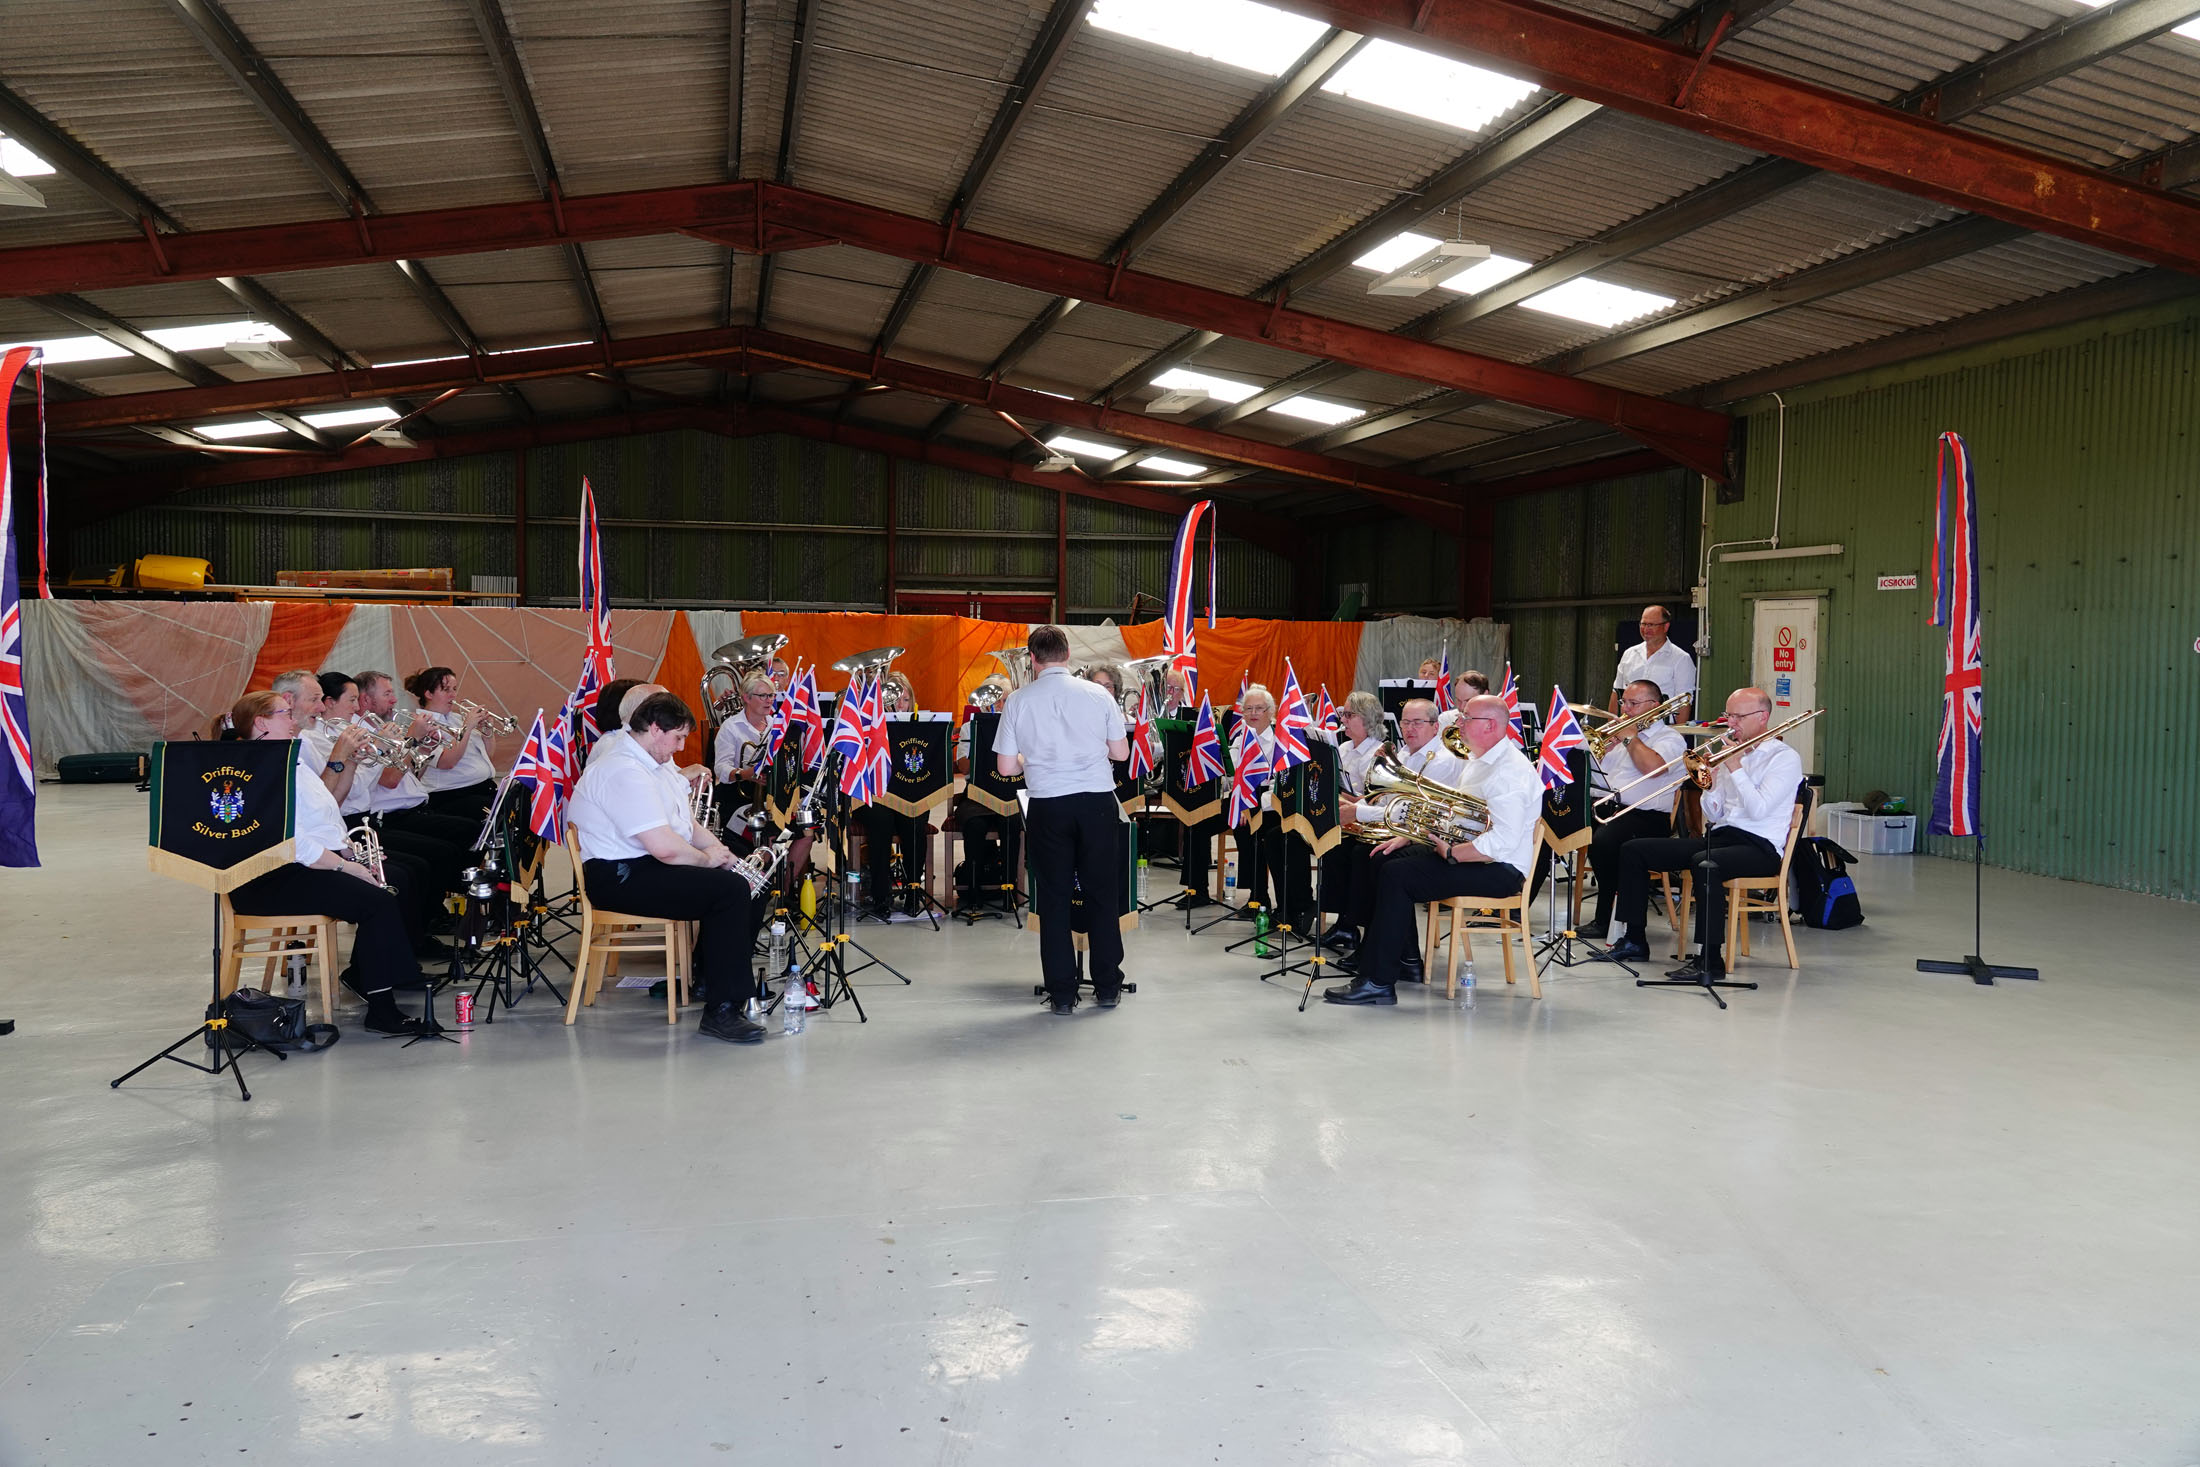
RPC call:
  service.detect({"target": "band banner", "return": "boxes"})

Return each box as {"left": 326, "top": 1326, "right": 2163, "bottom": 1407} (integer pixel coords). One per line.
{"left": 146, "top": 739, "right": 297, "bottom": 892}
{"left": 962, "top": 712, "right": 1024, "bottom": 817}
{"left": 876, "top": 715, "right": 952, "bottom": 818}
{"left": 765, "top": 725, "right": 803, "bottom": 827}
{"left": 1112, "top": 754, "right": 1142, "bottom": 816}
{"left": 1377, "top": 679, "right": 1437, "bottom": 722}
{"left": 1027, "top": 817, "right": 1139, "bottom": 940}
{"left": 1541, "top": 748, "right": 1593, "bottom": 837}
{"left": 1276, "top": 738, "right": 1341, "bottom": 857}
{"left": 1160, "top": 722, "right": 1220, "bottom": 825}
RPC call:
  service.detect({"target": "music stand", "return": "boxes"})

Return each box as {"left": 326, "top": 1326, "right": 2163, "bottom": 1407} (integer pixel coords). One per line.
{"left": 115, "top": 740, "right": 301, "bottom": 1101}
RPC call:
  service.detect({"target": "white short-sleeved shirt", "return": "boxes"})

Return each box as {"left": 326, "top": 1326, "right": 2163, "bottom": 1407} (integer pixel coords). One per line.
{"left": 1596, "top": 721, "right": 1689, "bottom": 816}
{"left": 1336, "top": 734, "right": 1383, "bottom": 797}
{"left": 993, "top": 664, "right": 1126, "bottom": 798}
{"left": 1459, "top": 738, "right": 1543, "bottom": 876}
{"left": 292, "top": 742, "right": 352, "bottom": 866}
{"left": 712, "top": 713, "right": 769, "bottom": 783}
{"left": 419, "top": 710, "right": 496, "bottom": 791}
{"left": 1613, "top": 639, "right": 1698, "bottom": 708}
{"left": 1702, "top": 736, "right": 1803, "bottom": 849}
{"left": 568, "top": 732, "right": 696, "bottom": 862}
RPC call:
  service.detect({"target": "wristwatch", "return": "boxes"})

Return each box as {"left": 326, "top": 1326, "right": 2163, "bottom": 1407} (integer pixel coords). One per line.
{"left": 327, "top": 758, "right": 347, "bottom": 773}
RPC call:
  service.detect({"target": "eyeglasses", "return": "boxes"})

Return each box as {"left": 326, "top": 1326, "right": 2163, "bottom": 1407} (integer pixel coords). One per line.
{"left": 1639, "top": 619, "right": 1668, "bottom": 628}
{"left": 1465, "top": 714, "right": 1500, "bottom": 724}
{"left": 1399, "top": 716, "right": 1435, "bottom": 727}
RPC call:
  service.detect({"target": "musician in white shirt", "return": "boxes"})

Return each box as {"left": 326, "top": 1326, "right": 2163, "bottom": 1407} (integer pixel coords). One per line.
{"left": 349, "top": 670, "right": 480, "bottom": 892}
{"left": 1579, "top": 678, "right": 1689, "bottom": 939}
{"left": 711, "top": 672, "right": 776, "bottom": 786}
{"left": 1610, "top": 605, "right": 1697, "bottom": 716}
{"left": 222, "top": 692, "right": 438, "bottom": 1036}
{"left": 1317, "top": 691, "right": 1386, "bottom": 945}
{"left": 1434, "top": 669, "right": 1489, "bottom": 731}
{"left": 1325, "top": 698, "right": 1464, "bottom": 959}
{"left": 405, "top": 666, "right": 499, "bottom": 819}
{"left": 1327, "top": 696, "right": 1541, "bottom": 1005}
{"left": 1606, "top": 686, "right": 1804, "bottom": 985}
{"left": 568, "top": 691, "right": 765, "bottom": 1044}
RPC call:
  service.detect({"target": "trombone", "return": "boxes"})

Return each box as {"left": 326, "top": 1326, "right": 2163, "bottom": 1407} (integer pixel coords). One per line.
{"left": 1594, "top": 707, "right": 1824, "bottom": 823}
{"left": 1583, "top": 691, "right": 1692, "bottom": 760}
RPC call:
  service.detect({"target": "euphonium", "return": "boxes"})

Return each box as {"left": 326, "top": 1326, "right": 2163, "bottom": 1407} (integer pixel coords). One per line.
{"left": 1350, "top": 745, "right": 1491, "bottom": 849}
{"left": 1583, "top": 692, "right": 1693, "bottom": 759}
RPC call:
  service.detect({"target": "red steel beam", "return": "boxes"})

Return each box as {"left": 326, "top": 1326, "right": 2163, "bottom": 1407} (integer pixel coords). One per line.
{"left": 1269, "top": 0, "right": 2200, "bottom": 277}
{"left": 0, "top": 181, "right": 1731, "bottom": 477}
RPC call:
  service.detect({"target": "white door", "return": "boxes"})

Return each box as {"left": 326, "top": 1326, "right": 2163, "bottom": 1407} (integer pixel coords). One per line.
{"left": 1750, "top": 597, "right": 1821, "bottom": 773}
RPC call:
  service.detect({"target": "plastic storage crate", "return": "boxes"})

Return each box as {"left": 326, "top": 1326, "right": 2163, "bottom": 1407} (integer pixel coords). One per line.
{"left": 1827, "top": 809, "right": 1915, "bottom": 854}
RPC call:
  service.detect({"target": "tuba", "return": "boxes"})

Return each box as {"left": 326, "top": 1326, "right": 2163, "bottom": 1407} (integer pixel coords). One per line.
{"left": 1350, "top": 744, "right": 1492, "bottom": 849}
{"left": 987, "top": 644, "right": 1035, "bottom": 691}
{"left": 965, "top": 676, "right": 1011, "bottom": 713}
{"left": 1119, "top": 654, "right": 1173, "bottom": 716}
{"left": 703, "top": 633, "right": 789, "bottom": 723}
{"left": 1583, "top": 692, "right": 1692, "bottom": 760}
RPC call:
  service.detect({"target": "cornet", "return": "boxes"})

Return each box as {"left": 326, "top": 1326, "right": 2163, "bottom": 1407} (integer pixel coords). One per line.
{"left": 690, "top": 774, "right": 718, "bottom": 836}
{"left": 729, "top": 831, "right": 792, "bottom": 897}
{"left": 455, "top": 698, "right": 520, "bottom": 735}
{"left": 344, "top": 823, "right": 395, "bottom": 891}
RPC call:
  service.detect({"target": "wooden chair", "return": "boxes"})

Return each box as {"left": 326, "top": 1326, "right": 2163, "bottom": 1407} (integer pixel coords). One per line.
{"left": 218, "top": 897, "right": 341, "bottom": 1024}
{"left": 561, "top": 829, "right": 692, "bottom": 1025}
{"left": 1545, "top": 823, "right": 1592, "bottom": 930}
{"left": 1421, "top": 823, "right": 1550, "bottom": 1000}
{"left": 1667, "top": 803, "right": 1808, "bottom": 968}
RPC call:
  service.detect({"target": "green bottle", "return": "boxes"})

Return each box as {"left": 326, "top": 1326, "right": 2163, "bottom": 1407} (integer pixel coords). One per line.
{"left": 1254, "top": 906, "right": 1271, "bottom": 958}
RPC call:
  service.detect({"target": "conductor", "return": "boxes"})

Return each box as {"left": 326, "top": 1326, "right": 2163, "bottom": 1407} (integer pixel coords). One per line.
{"left": 993, "top": 624, "right": 1131, "bottom": 1015}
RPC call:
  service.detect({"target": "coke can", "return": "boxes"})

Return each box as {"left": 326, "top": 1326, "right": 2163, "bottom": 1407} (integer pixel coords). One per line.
{"left": 454, "top": 992, "right": 474, "bottom": 1028}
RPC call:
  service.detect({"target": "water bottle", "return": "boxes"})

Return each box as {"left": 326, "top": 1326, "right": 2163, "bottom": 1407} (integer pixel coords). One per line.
{"left": 782, "top": 960, "right": 806, "bottom": 1034}
{"left": 848, "top": 865, "right": 863, "bottom": 910}
{"left": 767, "top": 918, "right": 789, "bottom": 984}
{"left": 1136, "top": 856, "right": 1150, "bottom": 902}
{"left": 1458, "top": 957, "right": 1476, "bottom": 1009}
{"left": 1254, "top": 907, "right": 1271, "bottom": 958}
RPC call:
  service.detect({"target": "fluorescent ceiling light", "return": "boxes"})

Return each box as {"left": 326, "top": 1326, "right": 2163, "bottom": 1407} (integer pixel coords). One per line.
{"left": 302, "top": 405, "right": 400, "bottom": 428}
{"left": 1153, "top": 367, "right": 1257, "bottom": 404}
{"left": 2073, "top": 0, "right": 2200, "bottom": 38}
{"left": 1366, "top": 238, "right": 1490, "bottom": 297}
{"left": 0, "top": 136, "right": 55, "bottom": 177}
{"left": 1138, "top": 455, "right": 1209, "bottom": 476}
{"left": 1353, "top": 232, "right": 1531, "bottom": 295}
{"left": 194, "top": 420, "right": 291, "bottom": 440}
{"left": 1321, "top": 38, "right": 1538, "bottom": 133}
{"left": 1719, "top": 543, "right": 1844, "bottom": 563}
{"left": 1044, "top": 434, "right": 1126, "bottom": 459}
{"left": 375, "top": 353, "right": 466, "bottom": 368}
{"left": 489, "top": 339, "right": 591, "bottom": 355}
{"left": 1270, "top": 396, "right": 1364, "bottom": 427}
{"left": 1088, "top": 0, "right": 1327, "bottom": 76}
{"left": 0, "top": 335, "right": 130, "bottom": 365}
{"left": 1520, "top": 277, "right": 1675, "bottom": 328}
{"left": 145, "top": 320, "right": 289, "bottom": 352}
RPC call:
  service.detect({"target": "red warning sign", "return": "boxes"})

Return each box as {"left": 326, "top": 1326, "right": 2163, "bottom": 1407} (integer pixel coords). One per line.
{"left": 1773, "top": 647, "right": 1796, "bottom": 673}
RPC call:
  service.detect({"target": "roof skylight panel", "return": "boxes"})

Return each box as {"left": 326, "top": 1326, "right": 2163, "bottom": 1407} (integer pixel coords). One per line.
{"left": 1352, "top": 232, "right": 1533, "bottom": 295}
{"left": 145, "top": 321, "right": 290, "bottom": 352}
{"left": 302, "top": 405, "right": 400, "bottom": 429}
{"left": 1045, "top": 434, "right": 1128, "bottom": 459}
{"left": 1320, "top": 39, "right": 1540, "bottom": 133}
{"left": 1519, "top": 277, "right": 1675, "bottom": 329}
{"left": 0, "top": 335, "right": 130, "bottom": 365}
{"left": 0, "top": 136, "right": 55, "bottom": 177}
{"left": 1138, "top": 455, "right": 1210, "bottom": 475}
{"left": 1088, "top": 0, "right": 1329, "bottom": 76}
{"left": 1269, "top": 396, "right": 1364, "bottom": 426}
{"left": 2072, "top": 0, "right": 2200, "bottom": 40}
{"left": 193, "top": 420, "right": 292, "bottom": 440}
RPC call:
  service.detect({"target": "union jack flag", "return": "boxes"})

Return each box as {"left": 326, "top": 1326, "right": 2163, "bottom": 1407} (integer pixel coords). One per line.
{"left": 1226, "top": 717, "right": 1270, "bottom": 830}
{"left": 511, "top": 710, "right": 569, "bottom": 843}
{"left": 1537, "top": 685, "right": 1588, "bottom": 793}
{"left": 1499, "top": 662, "right": 1523, "bottom": 746}
{"left": 1930, "top": 431, "right": 1984, "bottom": 839}
{"left": 840, "top": 677, "right": 889, "bottom": 802}
{"left": 1273, "top": 661, "right": 1313, "bottom": 771}
{"left": 1314, "top": 684, "right": 1338, "bottom": 734}
{"left": 1433, "top": 644, "right": 1453, "bottom": 713}
{"left": 0, "top": 347, "right": 40, "bottom": 866}
{"left": 1127, "top": 684, "right": 1157, "bottom": 779}
{"left": 760, "top": 680, "right": 791, "bottom": 771}
{"left": 1162, "top": 499, "right": 1214, "bottom": 702}
{"left": 828, "top": 675, "right": 868, "bottom": 775}
{"left": 1186, "top": 692, "right": 1225, "bottom": 785}
{"left": 788, "top": 664, "right": 827, "bottom": 770}
{"left": 573, "top": 476, "right": 614, "bottom": 743}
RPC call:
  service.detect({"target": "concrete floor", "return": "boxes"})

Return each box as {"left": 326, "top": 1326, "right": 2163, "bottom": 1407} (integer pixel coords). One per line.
{"left": 2, "top": 785, "right": 2197, "bottom": 1466}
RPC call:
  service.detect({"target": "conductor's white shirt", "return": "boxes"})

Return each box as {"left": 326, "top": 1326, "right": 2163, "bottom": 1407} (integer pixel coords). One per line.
{"left": 993, "top": 664, "right": 1126, "bottom": 798}
{"left": 568, "top": 731, "right": 695, "bottom": 862}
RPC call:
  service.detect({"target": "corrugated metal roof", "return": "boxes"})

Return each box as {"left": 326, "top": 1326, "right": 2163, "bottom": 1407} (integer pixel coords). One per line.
{"left": 584, "top": 235, "right": 726, "bottom": 337}
{"left": 502, "top": 0, "right": 730, "bottom": 195}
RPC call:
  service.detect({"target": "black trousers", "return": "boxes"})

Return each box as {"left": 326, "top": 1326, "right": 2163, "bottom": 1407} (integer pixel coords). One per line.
{"left": 857, "top": 804, "right": 927, "bottom": 902}
{"left": 1614, "top": 826, "right": 1782, "bottom": 971}
{"left": 1025, "top": 791, "right": 1125, "bottom": 1001}
{"left": 229, "top": 863, "right": 424, "bottom": 995}
{"left": 1342, "top": 844, "right": 1410, "bottom": 931}
{"left": 1178, "top": 814, "right": 1223, "bottom": 895}
{"left": 956, "top": 804, "right": 1020, "bottom": 901}
{"left": 1586, "top": 806, "right": 1670, "bottom": 926}
{"left": 1362, "top": 852, "right": 1524, "bottom": 988}
{"left": 373, "top": 804, "right": 480, "bottom": 892}
{"left": 1321, "top": 841, "right": 1368, "bottom": 923}
{"left": 582, "top": 856, "right": 757, "bottom": 1009}
{"left": 424, "top": 778, "right": 497, "bottom": 821}
{"left": 1245, "top": 818, "right": 1311, "bottom": 922}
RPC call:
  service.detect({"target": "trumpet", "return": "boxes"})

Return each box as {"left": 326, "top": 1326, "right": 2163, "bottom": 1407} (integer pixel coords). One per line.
{"left": 1348, "top": 744, "right": 1492, "bottom": 849}
{"left": 454, "top": 698, "right": 520, "bottom": 735}
{"left": 351, "top": 723, "right": 432, "bottom": 777}
{"left": 1583, "top": 692, "right": 1693, "bottom": 760}
{"left": 690, "top": 773, "right": 718, "bottom": 836}
{"left": 729, "top": 830, "right": 792, "bottom": 897}
{"left": 344, "top": 823, "right": 395, "bottom": 891}
{"left": 1596, "top": 707, "right": 1824, "bottom": 823}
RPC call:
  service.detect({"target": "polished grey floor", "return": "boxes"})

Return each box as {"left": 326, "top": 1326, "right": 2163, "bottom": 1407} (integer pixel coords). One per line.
{"left": 2, "top": 786, "right": 2197, "bottom": 1466}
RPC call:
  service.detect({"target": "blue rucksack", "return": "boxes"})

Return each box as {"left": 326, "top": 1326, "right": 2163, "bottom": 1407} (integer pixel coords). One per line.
{"left": 1791, "top": 838, "right": 1864, "bottom": 930}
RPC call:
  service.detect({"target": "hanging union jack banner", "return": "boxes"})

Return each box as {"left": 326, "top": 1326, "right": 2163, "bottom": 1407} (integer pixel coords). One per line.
{"left": 572, "top": 475, "right": 615, "bottom": 744}
{"left": 0, "top": 347, "right": 42, "bottom": 867}
{"left": 1161, "top": 499, "right": 1216, "bottom": 703}
{"left": 1929, "top": 431, "right": 1984, "bottom": 839}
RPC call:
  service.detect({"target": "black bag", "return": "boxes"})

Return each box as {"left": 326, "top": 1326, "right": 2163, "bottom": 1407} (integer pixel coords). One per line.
{"left": 1791, "top": 837, "right": 1864, "bottom": 929}
{"left": 58, "top": 751, "right": 147, "bottom": 784}
{"left": 221, "top": 988, "right": 340, "bottom": 1051}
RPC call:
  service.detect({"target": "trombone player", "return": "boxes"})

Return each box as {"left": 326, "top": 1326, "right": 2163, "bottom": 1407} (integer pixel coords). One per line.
{"left": 1604, "top": 686, "right": 1805, "bottom": 987}
{"left": 1325, "top": 695, "right": 1540, "bottom": 1007}
{"left": 1578, "top": 679, "right": 1689, "bottom": 939}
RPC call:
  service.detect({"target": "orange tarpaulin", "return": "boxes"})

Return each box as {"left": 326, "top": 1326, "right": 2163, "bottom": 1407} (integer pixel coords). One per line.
{"left": 740, "top": 611, "right": 1028, "bottom": 712}
{"left": 1121, "top": 618, "right": 1362, "bottom": 708}
{"left": 243, "top": 603, "right": 353, "bottom": 696}
{"left": 649, "top": 613, "right": 709, "bottom": 766}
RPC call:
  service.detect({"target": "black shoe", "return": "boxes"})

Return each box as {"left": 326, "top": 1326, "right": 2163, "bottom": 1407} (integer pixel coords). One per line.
{"left": 1606, "top": 938, "right": 1651, "bottom": 962}
{"left": 412, "top": 938, "right": 450, "bottom": 961}
{"left": 1399, "top": 956, "right": 1425, "bottom": 984}
{"left": 362, "top": 1006, "right": 427, "bottom": 1036}
{"left": 900, "top": 888, "right": 923, "bottom": 917}
{"left": 1046, "top": 995, "right": 1077, "bottom": 1016}
{"left": 698, "top": 1003, "right": 766, "bottom": 1044}
{"left": 1174, "top": 891, "right": 1212, "bottom": 911}
{"left": 1666, "top": 957, "right": 1721, "bottom": 981}
{"left": 1093, "top": 989, "right": 1120, "bottom": 1009}
{"left": 1322, "top": 977, "right": 1397, "bottom": 1006}
{"left": 1574, "top": 918, "right": 1609, "bottom": 940}
{"left": 865, "top": 903, "right": 893, "bottom": 922}
{"left": 1318, "top": 925, "right": 1359, "bottom": 953}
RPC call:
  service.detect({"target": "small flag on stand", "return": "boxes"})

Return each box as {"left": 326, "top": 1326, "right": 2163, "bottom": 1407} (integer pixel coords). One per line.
{"left": 1187, "top": 693, "right": 1226, "bottom": 785}
{"left": 1274, "top": 661, "right": 1313, "bottom": 770}
{"left": 1499, "top": 663, "right": 1524, "bottom": 746}
{"left": 1226, "top": 719, "right": 1270, "bottom": 830}
{"left": 1538, "top": 686, "right": 1588, "bottom": 792}
{"left": 1434, "top": 644, "right": 1453, "bottom": 713}
{"left": 1128, "top": 685, "right": 1157, "bottom": 779}
{"left": 512, "top": 710, "right": 570, "bottom": 843}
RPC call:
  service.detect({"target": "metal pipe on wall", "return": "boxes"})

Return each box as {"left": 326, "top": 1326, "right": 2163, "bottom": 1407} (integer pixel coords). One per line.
{"left": 513, "top": 448, "right": 527, "bottom": 604}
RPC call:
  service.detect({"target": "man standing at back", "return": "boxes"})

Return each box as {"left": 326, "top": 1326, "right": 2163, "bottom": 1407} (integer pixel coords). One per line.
{"left": 1611, "top": 605, "right": 1697, "bottom": 715}
{"left": 994, "top": 625, "right": 1131, "bottom": 1015}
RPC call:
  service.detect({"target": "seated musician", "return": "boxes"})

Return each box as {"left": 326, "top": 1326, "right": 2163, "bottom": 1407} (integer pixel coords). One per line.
{"left": 1435, "top": 669, "right": 1490, "bottom": 730}
{"left": 1416, "top": 657, "right": 1442, "bottom": 682}
{"left": 275, "top": 669, "right": 363, "bottom": 788}
{"left": 1316, "top": 691, "right": 1386, "bottom": 947}
{"left": 952, "top": 675, "right": 1018, "bottom": 911}
{"left": 1577, "top": 679, "right": 1688, "bottom": 940}
{"left": 1326, "top": 694, "right": 1541, "bottom": 1005}
{"left": 1084, "top": 663, "right": 1126, "bottom": 704}
{"left": 1324, "top": 697, "right": 1465, "bottom": 966}
{"left": 1183, "top": 684, "right": 1311, "bottom": 929}
{"left": 711, "top": 670, "right": 776, "bottom": 808}
{"left": 566, "top": 691, "right": 765, "bottom": 1044}
{"left": 1605, "top": 686, "right": 1803, "bottom": 982}
{"left": 224, "top": 691, "right": 439, "bottom": 1036}
{"left": 856, "top": 671, "right": 929, "bottom": 919}
{"left": 317, "top": 672, "right": 473, "bottom": 901}
{"left": 405, "top": 665, "right": 499, "bottom": 819}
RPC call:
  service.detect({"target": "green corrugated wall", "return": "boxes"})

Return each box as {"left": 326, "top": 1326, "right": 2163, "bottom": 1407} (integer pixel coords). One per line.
{"left": 1702, "top": 295, "right": 2200, "bottom": 899}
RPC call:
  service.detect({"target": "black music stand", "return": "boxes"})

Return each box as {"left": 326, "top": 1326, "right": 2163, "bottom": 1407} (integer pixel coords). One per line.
{"left": 1027, "top": 814, "right": 1140, "bottom": 1002}
{"left": 1262, "top": 743, "right": 1339, "bottom": 1002}
{"left": 115, "top": 740, "right": 301, "bottom": 1101}
{"left": 957, "top": 711, "right": 1027, "bottom": 927}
